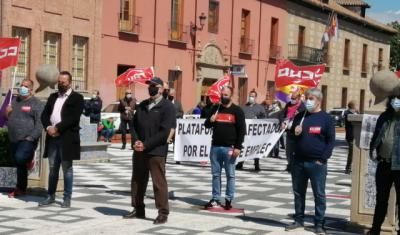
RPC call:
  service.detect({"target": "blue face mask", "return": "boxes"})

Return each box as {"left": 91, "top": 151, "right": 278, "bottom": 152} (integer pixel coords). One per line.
{"left": 391, "top": 98, "right": 400, "bottom": 111}
{"left": 18, "top": 86, "right": 30, "bottom": 97}
{"left": 305, "top": 99, "right": 315, "bottom": 112}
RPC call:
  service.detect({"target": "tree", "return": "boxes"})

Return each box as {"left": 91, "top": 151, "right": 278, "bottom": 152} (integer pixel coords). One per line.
{"left": 388, "top": 21, "right": 400, "bottom": 70}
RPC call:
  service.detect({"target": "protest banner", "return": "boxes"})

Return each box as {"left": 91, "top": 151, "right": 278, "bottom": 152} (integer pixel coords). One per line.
{"left": 174, "top": 118, "right": 283, "bottom": 163}
{"left": 359, "top": 114, "right": 379, "bottom": 150}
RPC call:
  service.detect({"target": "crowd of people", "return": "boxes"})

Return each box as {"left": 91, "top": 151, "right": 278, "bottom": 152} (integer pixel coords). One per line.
{"left": 3, "top": 70, "right": 400, "bottom": 235}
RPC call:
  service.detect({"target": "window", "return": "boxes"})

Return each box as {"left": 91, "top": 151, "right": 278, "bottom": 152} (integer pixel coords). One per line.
{"left": 170, "top": 0, "right": 184, "bottom": 41}
{"left": 267, "top": 81, "right": 275, "bottom": 101}
{"left": 361, "top": 44, "right": 368, "bottom": 77}
{"left": 12, "top": 27, "right": 31, "bottom": 86}
{"left": 168, "top": 70, "right": 182, "bottom": 101}
{"left": 323, "top": 42, "right": 330, "bottom": 72}
{"left": 360, "top": 89, "right": 365, "bottom": 114}
{"left": 297, "top": 26, "right": 305, "bottom": 58}
{"left": 269, "top": 18, "right": 280, "bottom": 59}
{"left": 341, "top": 87, "right": 347, "bottom": 108}
{"left": 208, "top": 0, "right": 219, "bottom": 33}
{"left": 43, "top": 32, "right": 61, "bottom": 68}
{"left": 119, "top": 0, "right": 138, "bottom": 33}
{"left": 238, "top": 77, "right": 248, "bottom": 105}
{"left": 71, "top": 36, "right": 88, "bottom": 90}
{"left": 378, "top": 48, "right": 383, "bottom": 71}
{"left": 240, "top": 9, "right": 251, "bottom": 53}
{"left": 343, "top": 39, "right": 350, "bottom": 75}
{"left": 321, "top": 85, "right": 328, "bottom": 111}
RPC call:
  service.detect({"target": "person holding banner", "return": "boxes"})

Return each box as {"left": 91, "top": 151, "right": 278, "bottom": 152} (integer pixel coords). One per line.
{"left": 237, "top": 89, "right": 266, "bottom": 171}
{"left": 124, "top": 77, "right": 175, "bottom": 224}
{"left": 204, "top": 86, "right": 246, "bottom": 210}
{"left": 279, "top": 92, "right": 305, "bottom": 172}
{"left": 6, "top": 79, "right": 44, "bottom": 198}
{"left": 285, "top": 88, "right": 335, "bottom": 234}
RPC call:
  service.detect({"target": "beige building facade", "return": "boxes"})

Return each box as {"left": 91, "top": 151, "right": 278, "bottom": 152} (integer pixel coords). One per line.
{"left": 287, "top": 0, "right": 396, "bottom": 112}
{"left": 0, "top": 0, "right": 102, "bottom": 95}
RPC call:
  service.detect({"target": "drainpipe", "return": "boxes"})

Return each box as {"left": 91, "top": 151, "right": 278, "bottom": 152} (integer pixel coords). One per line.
{"left": 256, "top": 0, "right": 262, "bottom": 88}
{"left": 192, "top": 0, "right": 198, "bottom": 81}
{"left": 230, "top": 0, "right": 234, "bottom": 87}
{"left": 152, "top": 0, "right": 157, "bottom": 67}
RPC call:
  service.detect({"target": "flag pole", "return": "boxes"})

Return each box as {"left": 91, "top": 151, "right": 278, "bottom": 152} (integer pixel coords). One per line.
{"left": 8, "top": 66, "right": 17, "bottom": 105}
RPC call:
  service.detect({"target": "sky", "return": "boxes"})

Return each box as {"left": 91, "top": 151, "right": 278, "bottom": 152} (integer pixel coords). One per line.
{"left": 364, "top": 0, "right": 400, "bottom": 24}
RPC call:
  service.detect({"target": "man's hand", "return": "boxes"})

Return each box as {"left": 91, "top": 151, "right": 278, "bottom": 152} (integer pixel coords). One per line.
{"left": 210, "top": 114, "right": 217, "bottom": 123}
{"left": 5, "top": 106, "right": 12, "bottom": 117}
{"left": 134, "top": 140, "right": 145, "bottom": 152}
{"left": 125, "top": 106, "right": 132, "bottom": 111}
{"left": 281, "top": 122, "right": 287, "bottom": 130}
{"left": 47, "top": 126, "right": 59, "bottom": 137}
{"left": 25, "top": 136, "right": 34, "bottom": 142}
{"left": 294, "top": 125, "right": 302, "bottom": 136}
{"left": 232, "top": 148, "right": 241, "bottom": 157}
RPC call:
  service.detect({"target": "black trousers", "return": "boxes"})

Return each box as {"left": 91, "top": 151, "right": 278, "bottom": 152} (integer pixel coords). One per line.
{"left": 120, "top": 120, "right": 134, "bottom": 146}
{"left": 345, "top": 139, "right": 354, "bottom": 171}
{"left": 370, "top": 161, "right": 400, "bottom": 234}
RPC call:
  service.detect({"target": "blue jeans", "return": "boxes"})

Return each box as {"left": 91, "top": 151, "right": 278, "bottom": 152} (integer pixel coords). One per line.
{"left": 10, "top": 140, "right": 37, "bottom": 191}
{"left": 210, "top": 146, "right": 236, "bottom": 201}
{"left": 101, "top": 129, "right": 114, "bottom": 141}
{"left": 291, "top": 159, "right": 327, "bottom": 226}
{"left": 47, "top": 137, "right": 73, "bottom": 200}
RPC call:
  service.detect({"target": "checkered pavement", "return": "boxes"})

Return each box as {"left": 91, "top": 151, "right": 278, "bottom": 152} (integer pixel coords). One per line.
{"left": 0, "top": 133, "right": 358, "bottom": 234}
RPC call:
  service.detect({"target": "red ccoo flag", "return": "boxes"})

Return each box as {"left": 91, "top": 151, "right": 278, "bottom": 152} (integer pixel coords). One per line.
{"left": 115, "top": 67, "right": 154, "bottom": 86}
{"left": 207, "top": 75, "right": 231, "bottom": 104}
{"left": 0, "top": 38, "right": 20, "bottom": 71}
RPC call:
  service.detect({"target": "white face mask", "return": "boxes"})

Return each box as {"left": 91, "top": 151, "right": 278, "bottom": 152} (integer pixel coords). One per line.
{"left": 391, "top": 97, "right": 400, "bottom": 111}
{"left": 126, "top": 94, "right": 132, "bottom": 99}
{"left": 290, "top": 99, "right": 297, "bottom": 105}
{"left": 92, "top": 94, "right": 97, "bottom": 99}
{"left": 305, "top": 99, "right": 316, "bottom": 112}
{"left": 248, "top": 96, "right": 255, "bottom": 104}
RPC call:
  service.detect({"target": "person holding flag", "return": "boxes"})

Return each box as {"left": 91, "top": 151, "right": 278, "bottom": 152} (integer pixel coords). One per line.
{"left": 204, "top": 86, "right": 246, "bottom": 210}
{"left": 5, "top": 79, "right": 44, "bottom": 198}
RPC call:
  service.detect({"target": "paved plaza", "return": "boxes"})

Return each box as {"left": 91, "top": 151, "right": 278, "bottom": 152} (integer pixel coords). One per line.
{"left": 0, "top": 133, "right": 359, "bottom": 235}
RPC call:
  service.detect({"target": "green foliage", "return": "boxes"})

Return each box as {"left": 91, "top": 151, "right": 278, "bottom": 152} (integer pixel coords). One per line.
{"left": 0, "top": 128, "right": 12, "bottom": 167}
{"left": 389, "top": 21, "right": 400, "bottom": 70}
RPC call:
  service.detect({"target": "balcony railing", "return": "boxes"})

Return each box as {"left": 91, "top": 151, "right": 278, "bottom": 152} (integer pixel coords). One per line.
{"left": 288, "top": 44, "right": 324, "bottom": 65}
{"left": 240, "top": 37, "right": 254, "bottom": 54}
{"left": 119, "top": 14, "right": 142, "bottom": 34}
{"left": 168, "top": 23, "right": 189, "bottom": 43}
{"left": 269, "top": 44, "right": 281, "bottom": 59}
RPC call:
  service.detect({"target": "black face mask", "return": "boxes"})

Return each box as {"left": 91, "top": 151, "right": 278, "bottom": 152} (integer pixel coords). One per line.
{"left": 148, "top": 86, "right": 159, "bottom": 97}
{"left": 162, "top": 90, "right": 169, "bottom": 99}
{"left": 58, "top": 84, "right": 69, "bottom": 93}
{"left": 168, "top": 95, "right": 174, "bottom": 101}
{"left": 221, "top": 96, "right": 231, "bottom": 105}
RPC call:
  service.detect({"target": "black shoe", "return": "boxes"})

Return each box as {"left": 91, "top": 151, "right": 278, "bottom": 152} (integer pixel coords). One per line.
{"left": 121, "top": 144, "right": 126, "bottom": 150}
{"left": 366, "top": 230, "right": 380, "bottom": 235}
{"left": 285, "top": 165, "right": 291, "bottom": 173}
{"left": 285, "top": 221, "right": 304, "bottom": 231}
{"left": 344, "top": 169, "right": 351, "bottom": 174}
{"left": 61, "top": 199, "right": 71, "bottom": 208}
{"left": 204, "top": 199, "right": 221, "bottom": 209}
{"left": 314, "top": 225, "right": 326, "bottom": 235}
{"left": 38, "top": 195, "right": 56, "bottom": 207}
{"left": 254, "top": 166, "right": 261, "bottom": 172}
{"left": 153, "top": 215, "right": 168, "bottom": 224}
{"left": 176, "top": 161, "right": 181, "bottom": 164}
{"left": 224, "top": 199, "right": 232, "bottom": 210}
{"left": 123, "top": 209, "right": 145, "bottom": 219}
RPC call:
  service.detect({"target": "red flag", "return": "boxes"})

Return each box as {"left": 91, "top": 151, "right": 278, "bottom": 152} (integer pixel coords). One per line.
{"left": 115, "top": 67, "right": 154, "bottom": 87}
{"left": 0, "top": 38, "right": 20, "bottom": 70}
{"left": 275, "top": 59, "right": 325, "bottom": 88}
{"left": 207, "top": 75, "right": 231, "bottom": 104}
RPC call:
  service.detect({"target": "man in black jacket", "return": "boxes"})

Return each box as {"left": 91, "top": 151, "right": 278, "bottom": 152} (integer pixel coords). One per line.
{"left": 123, "top": 77, "right": 176, "bottom": 225}
{"left": 344, "top": 101, "right": 358, "bottom": 174}
{"left": 39, "top": 71, "right": 84, "bottom": 208}
{"left": 118, "top": 89, "right": 136, "bottom": 149}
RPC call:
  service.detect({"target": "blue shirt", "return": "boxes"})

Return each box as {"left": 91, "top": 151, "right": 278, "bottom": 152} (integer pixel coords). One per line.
{"left": 290, "top": 110, "right": 335, "bottom": 162}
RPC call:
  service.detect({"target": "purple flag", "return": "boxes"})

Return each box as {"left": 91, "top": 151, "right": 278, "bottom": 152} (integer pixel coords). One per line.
{"left": 0, "top": 89, "right": 11, "bottom": 127}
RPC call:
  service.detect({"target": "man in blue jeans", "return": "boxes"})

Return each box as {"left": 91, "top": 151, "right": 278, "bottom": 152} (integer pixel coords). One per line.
{"left": 204, "top": 86, "right": 246, "bottom": 210}
{"left": 285, "top": 88, "right": 335, "bottom": 235}
{"left": 6, "top": 79, "right": 44, "bottom": 198}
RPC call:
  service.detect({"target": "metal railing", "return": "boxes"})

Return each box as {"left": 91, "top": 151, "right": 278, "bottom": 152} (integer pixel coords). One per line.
{"left": 119, "top": 14, "right": 142, "bottom": 34}
{"left": 240, "top": 37, "right": 254, "bottom": 54}
{"left": 288, "top": 44, "right": 324, "bottom": 64}
{"left": 168, "top": 22, "right": 189, "bottom": 43}
{"left": 269, "top": 44, "right": 281, "bottom": 59}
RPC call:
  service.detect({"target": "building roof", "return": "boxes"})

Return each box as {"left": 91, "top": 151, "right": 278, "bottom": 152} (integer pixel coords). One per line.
{"left": 298, "top": 0, "right": 396, "bottom": 34}
{"left": 334, "top": 0, "right": 370, "bottom": 7}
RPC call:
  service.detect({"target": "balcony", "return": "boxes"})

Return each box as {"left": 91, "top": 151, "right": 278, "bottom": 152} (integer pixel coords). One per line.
{"left": 239, "top": 37, "right": 254, "bottom": 55}
{"left": 269, "top": 44, "right": 281, "bottom": 61}
{"left": 288, "top": 44, "right": 324, "bottom": 65}
{"left": 168, "top": 23, "right": 189, "bottom": 44}
{"left": 119, "top": 14, "right": 142, "bottom": 35}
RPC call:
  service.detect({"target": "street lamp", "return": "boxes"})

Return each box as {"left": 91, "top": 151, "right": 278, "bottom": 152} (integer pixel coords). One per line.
{"left": 190, "top": 12, "right": 207, "bottom": 34}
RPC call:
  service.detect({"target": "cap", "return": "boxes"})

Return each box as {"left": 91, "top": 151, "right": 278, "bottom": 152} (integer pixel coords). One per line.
{"left": 145, "top": 77, "right": 164, "bottom": 86}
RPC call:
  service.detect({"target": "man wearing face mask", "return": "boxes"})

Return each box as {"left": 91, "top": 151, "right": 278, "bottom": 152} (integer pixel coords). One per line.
{"left": 39, "top": 71, "right": 84, "bottom": 208}
{"left": 84, "top": 90, "right": 102, "bottom": 124}
{"left": 6, "top": 79, "right": 44, "bottom": 198}
{"left": 285, "top": 88, "right": 335, "bottom": 235}
{"left": 367, "top": 95, "right": 400, "bottom": 235}
{"left": 237, "top": 90, "right": 266, "bottom": 171}
{"left": 204, "top": 86, "right": 246, "bottom": 210}
{"left": 279, "top": 92, "right": 306, "bottom": 172}
{"left": 118, "top": 89, "right": 136, "bottom": 149}
{"left": 124, "top": 77, "right": 176, "bottom": 224}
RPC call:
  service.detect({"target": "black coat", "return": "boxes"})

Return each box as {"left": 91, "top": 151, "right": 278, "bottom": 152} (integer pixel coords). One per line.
{"left": 84, "top": 98, "right": 102, "bottom": 123}
{"left": 132, "top": 98, "right": 176, "bottom": 157}
{"left": 41, "top": 91, "right": 84, "bottom": 161}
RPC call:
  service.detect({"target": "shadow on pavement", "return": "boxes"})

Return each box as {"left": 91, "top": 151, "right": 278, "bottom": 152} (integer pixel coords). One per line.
{"left": 236, "top": 215, "right": 287, "bottom": 227}
{"left": 94, "top": 206, "right": 130, "bottom": 216}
